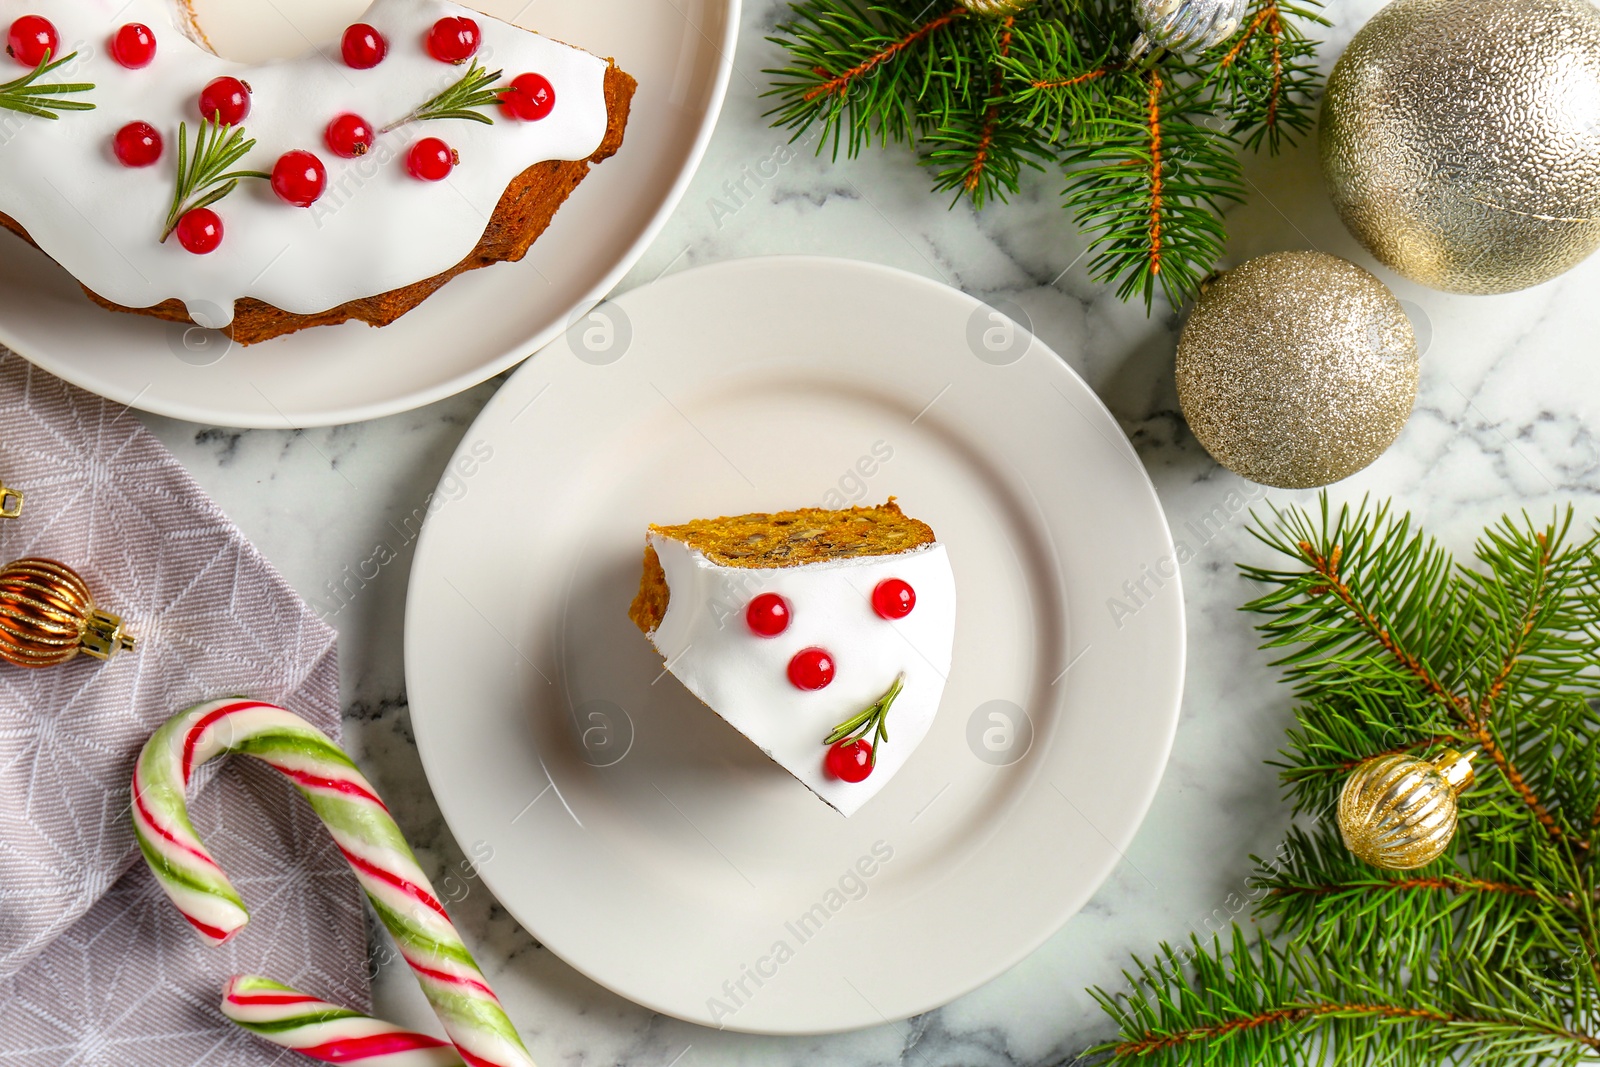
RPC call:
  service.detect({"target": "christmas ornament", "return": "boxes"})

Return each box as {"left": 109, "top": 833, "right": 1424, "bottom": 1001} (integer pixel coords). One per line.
{"left": 0, "top": 480, "right": 21, "bottom": 518}
{"left": 1131, "top": 0, "right": 1248, "bottom": 56}
{"left": 1175, "top": 251, "right": 1418, "bottom": 489}
{"left": 134, "top": 698, "right": 536, "bottom": 1067}
{"left": 957, "top": 0, "right": 1036, "bottom": 16}
{"left": 0, "top": 557, "right": 135, "bottom": 667}
{"left": 1321, "top": 0, "right": 1600, "bottom": 294}
{"left": 1338, "top": 749, "right": 1476, "bottom": 870}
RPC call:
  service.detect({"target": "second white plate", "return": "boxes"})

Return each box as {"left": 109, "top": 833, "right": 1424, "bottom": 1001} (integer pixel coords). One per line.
{"left": 0, "top": 0, "right": 736, "bottom": 427}
{"left": 404, "top": 256, "right": 1186, "bottom": 1034}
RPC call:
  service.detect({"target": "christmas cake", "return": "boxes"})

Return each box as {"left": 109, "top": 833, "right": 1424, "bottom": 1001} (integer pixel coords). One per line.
{"left": 630, "top": 500, "right": 956, "bottom": 817}
{"left": 0, "top": 0, "right": 634, "bottom": 344}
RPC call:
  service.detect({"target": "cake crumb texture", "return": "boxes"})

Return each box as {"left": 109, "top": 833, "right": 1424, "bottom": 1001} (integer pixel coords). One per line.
{"left": 627, "top": 500, "right": 936, "bottom": 635}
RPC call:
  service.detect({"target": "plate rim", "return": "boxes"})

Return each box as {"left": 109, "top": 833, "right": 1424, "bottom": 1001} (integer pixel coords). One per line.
{"left": 403, "top": 254, "right": 1187, "bottom": 1034}
{"left": 0, "top": 0, "right": 742, "bottom": 429}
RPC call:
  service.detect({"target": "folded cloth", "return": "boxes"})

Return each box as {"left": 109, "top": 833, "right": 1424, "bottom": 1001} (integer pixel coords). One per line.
{"left": 0, "top": 351, "right": 369, "bottom": 1062}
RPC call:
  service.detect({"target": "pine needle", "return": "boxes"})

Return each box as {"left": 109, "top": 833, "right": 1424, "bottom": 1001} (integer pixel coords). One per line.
{"left": 1091, "top": 495, "right": 1600, "bottom": 1064}
{"left": 765, "top": 0, "right": 1327, "bottom": 309}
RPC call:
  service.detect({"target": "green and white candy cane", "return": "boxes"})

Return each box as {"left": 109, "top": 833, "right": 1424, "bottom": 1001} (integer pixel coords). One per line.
{"left": 132, "top": 698, "right": 533, "bottom": 1067}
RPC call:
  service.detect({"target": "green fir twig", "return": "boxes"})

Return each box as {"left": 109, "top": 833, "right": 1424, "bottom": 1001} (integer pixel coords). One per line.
{"left": 1088, "top": 495, "right": 1600, "bottom": 1065}
{"left": 161, "top": 121, "right": 269, "bottom": 243}
{"left": 765, "top": 0, "right": 1327, "bottom": 310}
{"left": 0, "top": 52, "right": 95, "bottom": 119}
{"left": 824, "top": 673, "right": 905, "bottom": 765}
{"left": 381, "top": 61, "right": 504, "bottom": 133}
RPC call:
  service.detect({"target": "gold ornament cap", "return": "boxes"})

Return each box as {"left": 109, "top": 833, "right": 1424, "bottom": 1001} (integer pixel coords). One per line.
{"left": 1337, "top": 748, "right": 1475, "bottom": 871}
{"left": 0, "top": 558, "right": 137, "bottom": 667}
{"left": 0, "top": 483, "right": 21, "bottom": 518}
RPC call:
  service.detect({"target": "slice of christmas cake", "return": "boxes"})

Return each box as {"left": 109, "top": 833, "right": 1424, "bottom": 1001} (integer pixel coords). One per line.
{"left": 629, "top": 500, "right": 956, "bottom": 817}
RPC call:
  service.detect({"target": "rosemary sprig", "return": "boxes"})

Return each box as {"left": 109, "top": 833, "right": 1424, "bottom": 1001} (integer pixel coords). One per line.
{"left": 0, "top": 52, "right": 95, "bottom": 119}
{"left": 823, "top": 673, "right": 905, "bottom": 766}
{"left": 380, "top": 60, "right": 504, "bottom": 133}
{"left": 161, "top": 120, "right": 270, "bottom": 242}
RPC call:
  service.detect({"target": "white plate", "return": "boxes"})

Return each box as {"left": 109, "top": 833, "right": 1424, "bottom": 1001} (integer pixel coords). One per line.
{"left": 0, "top": 0, "right": 736, "bottom": 428}
{"left": 404, "top": 256, "right": 1186, "bottom": 1034}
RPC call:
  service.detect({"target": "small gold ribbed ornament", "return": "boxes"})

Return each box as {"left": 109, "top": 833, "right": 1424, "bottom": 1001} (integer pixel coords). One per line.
{"left": 957, "top": 0, "right": 1035, "bottom": 16}
{"left": 1338, "top": 749, "right": 1476, "bottom": 870}
{"left": 0, "top": 482, "right": 21, "bottom": 518}
{"left": 0, "top": 558, "right": 137, "bottom": 667}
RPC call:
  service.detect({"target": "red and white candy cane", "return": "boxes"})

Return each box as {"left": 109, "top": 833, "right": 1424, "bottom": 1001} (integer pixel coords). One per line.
{"left": 132, "top": 698, "right": 533, "bottom": 1067}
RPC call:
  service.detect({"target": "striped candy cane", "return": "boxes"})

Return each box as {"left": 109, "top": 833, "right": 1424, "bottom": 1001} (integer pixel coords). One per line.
{"left": 132, "top": 698, "right": 534, "bottom": 1067}
{"left": 223, "top": 975, "right": 463, "bottom": 1066}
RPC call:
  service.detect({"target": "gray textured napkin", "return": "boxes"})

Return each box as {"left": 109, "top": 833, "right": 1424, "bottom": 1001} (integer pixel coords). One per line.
{"left": 0, "top": 350, "right": 370, "bottom": 1063}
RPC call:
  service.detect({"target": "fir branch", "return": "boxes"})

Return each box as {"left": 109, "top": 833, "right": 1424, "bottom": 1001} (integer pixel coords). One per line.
{"left": 1091, "top": 498, "right": 1600, "bottom": 1064}
{"left": 765, "top": 0, "right": 1327, "bottom": 309}
{"left": 381, "top": 60, "right": 504, "bottom": 132}
{"left": 765, "top": 2, "right": 971, "bottom": 161}
{"left": 1093, "top": 931, "right": 1600, "bottom": 1064}
{"left": 1257, "top": 503, "right": 1588, "bottom": 851}
{"left": 161, "top": 121, "right": 269, "bottom": 243}
{"left": 0, "top": 51, "right": 94, "bottom": 119}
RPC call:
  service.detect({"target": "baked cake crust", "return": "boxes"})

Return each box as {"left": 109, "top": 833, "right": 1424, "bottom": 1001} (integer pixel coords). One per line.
{"left": 628, "top": 500, "right": 936, "bottom": 634}
{"left": 0, "top": 63, "right": 635, "bottom": 346}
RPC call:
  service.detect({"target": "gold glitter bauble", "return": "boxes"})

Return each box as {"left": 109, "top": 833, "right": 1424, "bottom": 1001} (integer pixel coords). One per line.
{"left": 1132, "top": 0, "right": 1248, "bottom": 54}
{"left": 1321, "top": 0, "right": 1600, "bottom": 294}
{"left": 1338, "top": 749, "right": 1475, "bottom": 870}
{"left": 957, "top": 0, "right": 1035, "bottom": 15}
{"left": 0, "top": 558, "right": 136, "bottom": 668}
{"left": 1175, "top": 251, "right": 1419, "bottom": 489}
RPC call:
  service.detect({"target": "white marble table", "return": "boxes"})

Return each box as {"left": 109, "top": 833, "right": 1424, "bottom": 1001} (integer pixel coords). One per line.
{"left": 137, "top": 0, "right": 1600, "bottom": 1061}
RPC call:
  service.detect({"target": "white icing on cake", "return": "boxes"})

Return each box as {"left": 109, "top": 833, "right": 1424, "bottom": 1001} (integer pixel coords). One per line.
{"left": 645, "top": 535, "right": 956, "bottom": 818}
{"left": 0, "top": 0, "right": 611, "bottom": 327}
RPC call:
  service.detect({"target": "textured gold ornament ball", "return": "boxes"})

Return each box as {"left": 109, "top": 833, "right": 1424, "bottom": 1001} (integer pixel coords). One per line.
{"left": 957, "top": 0, "right": 1035, "bottom": 15}
{"left": 1175, "top": 251, "right": 1419, "bottom": 489}
{"left": 1338, "top": 750, "right": 1475, "bottom": 870}
{"left": 0, "top": 558, "right": 136, "bottom": 667}
{"left": 1321, "top": 0, "right": 1600, "bottom": 294}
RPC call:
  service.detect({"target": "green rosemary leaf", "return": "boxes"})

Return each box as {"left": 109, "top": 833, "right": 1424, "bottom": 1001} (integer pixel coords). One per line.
{"left": 381, "top": 60, "right": 504, "bottom": 132}
{"left": 161, "top": 120, "right": 268, "bottom": 242}
{"left": 0, "top": 51, "right": 95, "bottom": 119}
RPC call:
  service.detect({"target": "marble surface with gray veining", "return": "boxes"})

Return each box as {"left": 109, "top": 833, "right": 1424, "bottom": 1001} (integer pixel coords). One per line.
{"left": 133, "top": 0, "right": 1600, "bottom": 1062}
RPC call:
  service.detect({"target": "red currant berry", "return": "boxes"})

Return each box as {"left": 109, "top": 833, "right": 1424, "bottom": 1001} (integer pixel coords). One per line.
{"left": 271, "top": 150, "right": 327, "bottom": 207}
{"left": 198, "top": 77, "right": 251, "bottom": 125}
{"left": 113, "top": 122, "right": 163, "bottom": 167}
{"left": 324, "top": 113, "right": 374, "bottom": 158}
{"left": 341, "top": 23, "right": 386, "bottom": 69}
{"left": 788, "top": 647, "right": 835, "bottom": 691}
{"left": 406, "top": 137, "right": 457, "bottom": 181}
{"left": 499, "top": 72, "right": 555, "bottom": 121}
{"left": 825, "top": 739, "right": 874, "bottom": 783}
{"left": 872, "top": 578, "right": 916, "bottom": 620}
{"left": 7, "top": 16, "right": 58, "bottom": 67}
{"left": 174, "top": 208, "right": 223, "bottom": 255}
{"left": 110, "top": 23, "right": 157, "bottom": 68}
{"left": 425, "top": 16, "right": 480, "bottom": 63}
{"left": 745, "top": 593, "right": 790, "bottom": 637}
